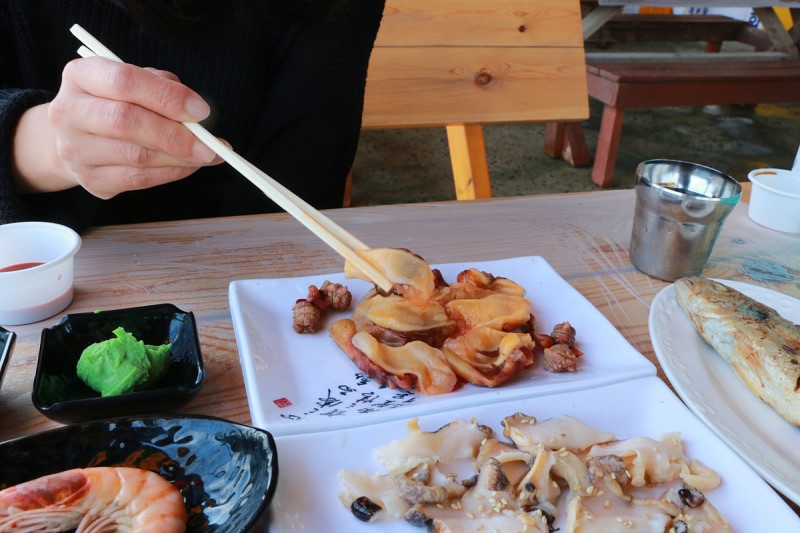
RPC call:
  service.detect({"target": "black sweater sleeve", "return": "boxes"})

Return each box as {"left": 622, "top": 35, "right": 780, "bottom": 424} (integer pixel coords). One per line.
{"left": 0, "top": 88, "right": 51, "bottom": 224}
{"left": 0, "top": 0, "right": 384, "bottom": 232}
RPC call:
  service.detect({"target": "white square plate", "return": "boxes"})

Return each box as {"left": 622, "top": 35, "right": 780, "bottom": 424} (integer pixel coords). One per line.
{"left": 268, "top": 376, "right": 800, "bottom": 531}
{"left": 229, "top": 256, "right": 655, "bottom": 436}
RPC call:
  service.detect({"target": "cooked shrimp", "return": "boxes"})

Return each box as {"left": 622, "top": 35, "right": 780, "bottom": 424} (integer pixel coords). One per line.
{"left": 0, "top": 467, "right": 187, "bottom": 532}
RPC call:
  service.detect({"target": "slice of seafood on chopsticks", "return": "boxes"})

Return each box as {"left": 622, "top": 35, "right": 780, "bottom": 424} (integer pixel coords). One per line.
{"left": 70, "top": 23, "right": 422, "bottom": 295}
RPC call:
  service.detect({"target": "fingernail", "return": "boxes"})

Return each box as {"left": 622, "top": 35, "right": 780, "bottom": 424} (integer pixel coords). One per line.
{"left": 192, "top": 141, "right": 216, "bottom": 162}
{"left": 185, "top": 96, "right": 210, "bottom": 121}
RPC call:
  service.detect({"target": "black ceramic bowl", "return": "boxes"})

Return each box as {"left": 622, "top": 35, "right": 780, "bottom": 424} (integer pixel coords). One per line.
{"left": 33, "top": 304, "right": 204, "bottom": 423}
{"left": 0, "top": 326, "right": 15, "bottom": 390}
{"left": 0, "top": 415, "right": 278, "bottom": 532}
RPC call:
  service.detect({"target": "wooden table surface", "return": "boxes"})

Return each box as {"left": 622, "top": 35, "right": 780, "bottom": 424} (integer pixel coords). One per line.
{"left": 1, "top": 189, "right": 799, "bottom": 505}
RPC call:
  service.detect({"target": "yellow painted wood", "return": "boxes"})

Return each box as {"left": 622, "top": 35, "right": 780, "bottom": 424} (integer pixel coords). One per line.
{"left": 775, "top": 7, "right": 795, "bottom": 29}
{"left": 447, "top": 124, "right": 492, "bottom": 200}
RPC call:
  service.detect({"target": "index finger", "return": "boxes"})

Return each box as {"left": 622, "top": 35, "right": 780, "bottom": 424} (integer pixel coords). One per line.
{"left": 61, "top": 57, "right": 211, "bottom": 123}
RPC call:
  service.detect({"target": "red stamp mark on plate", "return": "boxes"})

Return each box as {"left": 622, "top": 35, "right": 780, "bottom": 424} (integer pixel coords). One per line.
{"left": 273, "top": 398, "right": 292, "bottom": 408}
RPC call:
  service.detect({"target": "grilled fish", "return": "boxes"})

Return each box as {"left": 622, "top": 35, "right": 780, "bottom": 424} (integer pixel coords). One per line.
{"left": 674, "top": 277, "right": 800, "bottom": 426}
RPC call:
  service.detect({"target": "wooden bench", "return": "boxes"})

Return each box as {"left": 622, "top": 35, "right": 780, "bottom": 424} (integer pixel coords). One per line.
{"left": 585, "top": 13, "right": 774, "bottom": 51}
{"left": 572, "top": 59, "right": 800, "bottom": 187}
{"left": 544, "top": 4, "right": 800, "bottom": 188}
{"left": 352, "top": 0, "right": 589, "bottom": 203}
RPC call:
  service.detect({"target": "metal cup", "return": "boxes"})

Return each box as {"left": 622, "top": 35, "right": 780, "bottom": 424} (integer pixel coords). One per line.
{"left": 629, "top": 160, "right": 741, "bottom": 281}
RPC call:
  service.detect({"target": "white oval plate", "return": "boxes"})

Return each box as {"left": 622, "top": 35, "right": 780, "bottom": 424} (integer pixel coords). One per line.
{"left": 650, "top": 279, "right": 800, "bottom": 505}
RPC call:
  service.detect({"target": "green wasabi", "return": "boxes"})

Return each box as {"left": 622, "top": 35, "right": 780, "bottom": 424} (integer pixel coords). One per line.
{"left": 76, "top": 327, "right": 172, "bottom": 397}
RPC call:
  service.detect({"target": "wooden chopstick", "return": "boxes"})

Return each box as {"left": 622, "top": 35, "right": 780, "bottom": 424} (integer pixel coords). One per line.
{"left": 71, "top": 25, "right": 393, "bottom": 292}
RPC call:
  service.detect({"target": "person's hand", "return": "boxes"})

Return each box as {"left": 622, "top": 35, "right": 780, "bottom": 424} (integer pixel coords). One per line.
{"left": 13, "top": 56, "right": 223, "bottom": 198}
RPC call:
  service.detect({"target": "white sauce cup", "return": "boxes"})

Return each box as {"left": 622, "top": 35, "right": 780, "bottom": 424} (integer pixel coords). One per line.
{"left": 747, "top": 169, "right": 800, "bottom": 234}
{"left": 0, "top": 222, "right": 82, "bottom": 325}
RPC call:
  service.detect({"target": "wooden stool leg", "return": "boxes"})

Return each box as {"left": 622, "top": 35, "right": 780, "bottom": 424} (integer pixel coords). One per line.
{"left": 544, "top": 123, "right": 590, "bottom": 167}
{"left": 592, "top": 105, "right": 625, "bottom": 188}
{"left": 446, "top": 124, "right": 492, "bottom": 200}
{"left": 563, "top": 123, "right": 590, "bottom": 167}
{"left": 544, "top": 123, "right": 566, "bottom": 158}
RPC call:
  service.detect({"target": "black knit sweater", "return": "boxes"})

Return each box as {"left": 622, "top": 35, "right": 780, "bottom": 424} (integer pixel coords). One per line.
{"left": 0, "top": 0, "right": 384, "bottom": 232}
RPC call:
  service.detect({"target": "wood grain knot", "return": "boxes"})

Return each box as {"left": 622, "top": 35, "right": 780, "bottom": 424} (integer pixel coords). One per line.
{"left": 474, "top": 71, "right": 493, "bottom": 86}
{"left": 518, "top": 25, "right": 526, "bottom": 32}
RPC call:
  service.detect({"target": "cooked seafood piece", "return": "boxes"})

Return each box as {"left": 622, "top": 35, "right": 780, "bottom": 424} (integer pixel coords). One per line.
{"left": 586, "top": 433, "right": 684, "bottom": 487}
{"left": 345, "top": 248, "right": 435, "bottom": 306}
{"left": 674, "top": 276, "right": 800, "bottom": 426}
{"left": 441, "top": 329, "right": 535, "bottom": 388}
{"left": 351, "top": 293, "right": 457, "bottom": 347}
{"left": 515, "top": 443, "right": 561, "bottom": 506}
{"left": 661, "top": 487, "right": 732, "bottom": 532}
{"left": 0, "top": 467, "right": 187, "bottom": 532}
{"left": 416, "top": 513, "right": 551, "bottom": 533}
{"left": 543, "top": 343, "right": 579, "bottom": 372}
{"left": 445, "top": 294, "right": 533, "bottom": 331}
{"left": 374, "top": 418, "right": 492, "bottom": 475}
{"left": 565, "top": 492, "right": 671, "bottom": 533}
{"left": 330, "top": 319, "right": 458, "bottom": 395}
{"left": 339, "top": 470, "right": 408, "bottom": 521}
{"left": 338, "top": 413, "right": 728, "bottom": 532}
{"left": 502, "top": 414, "right": 615, "bottom": 453}
{"left": 339, "top": 465, "right": 467, "bottom": 522}
{"left": 432, "top": 268, "right": 527, "bottom": 304}
{"left": 474, "top": 439, "right": 532, "bottom": 487}
{"left": 329, "top": 263, "right": 558, "bottom": 394}
{"left": 292, "top": 280, "right": 353, "bottom": 333}
{"left": 677, "top": 459, "right": 720, "bottom": 491}
{"left": 403, "top": 458, "right": 553, "bottom": 533}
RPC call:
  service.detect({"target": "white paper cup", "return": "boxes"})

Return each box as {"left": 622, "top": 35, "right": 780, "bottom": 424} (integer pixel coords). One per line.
{"left": 747, "top": 169, "right": 800, "bottom": 234}
{"left": 0, "top": 222, "right": 82, "bottom": 325}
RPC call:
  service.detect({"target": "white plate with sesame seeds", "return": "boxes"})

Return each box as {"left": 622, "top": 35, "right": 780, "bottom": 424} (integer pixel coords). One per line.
{"left": 229, "top": 256, "right": 655, "bottom": 438}
{"left": 267, "top": 376, "right": 800, "bottom": 532}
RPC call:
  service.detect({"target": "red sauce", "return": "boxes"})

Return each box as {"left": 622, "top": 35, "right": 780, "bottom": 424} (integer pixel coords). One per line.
{"left": 0, "top": 262, "right": 44, "bottom": 273}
